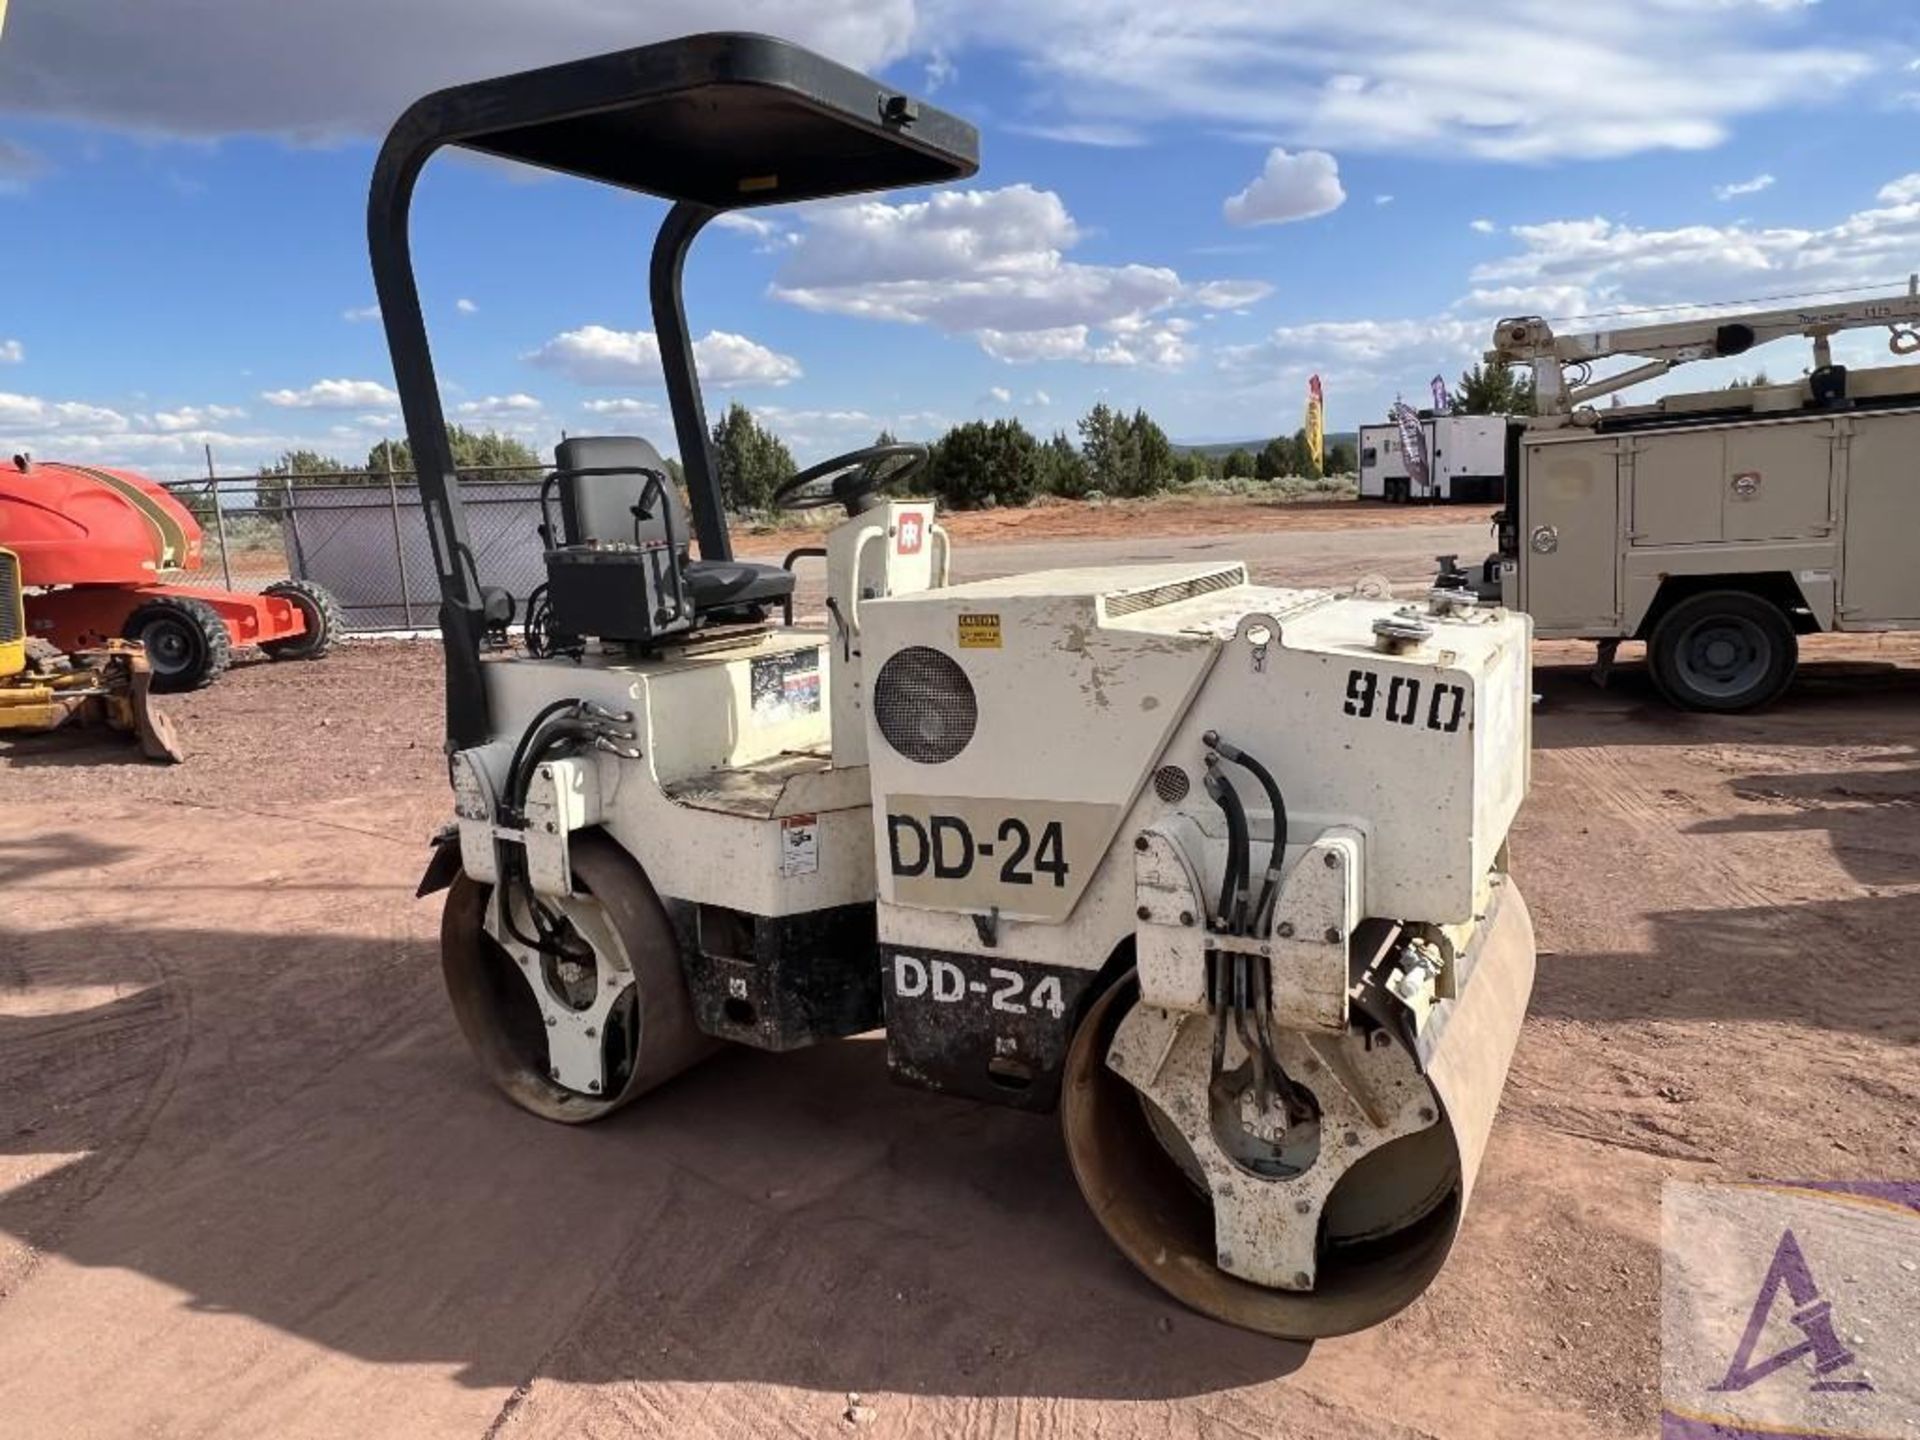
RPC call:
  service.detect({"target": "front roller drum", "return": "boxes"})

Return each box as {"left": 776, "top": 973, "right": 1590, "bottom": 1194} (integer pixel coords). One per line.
{"left": 1061, "top": 883, "right": 1535, "bottom": 1339}
{"left": 440, "top": 832, "right": 717, "bottom": 1123}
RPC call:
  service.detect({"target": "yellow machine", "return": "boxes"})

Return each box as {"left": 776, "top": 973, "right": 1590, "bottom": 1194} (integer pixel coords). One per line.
{"left": 0, "top": 547, "right": 183, "bottom": 762}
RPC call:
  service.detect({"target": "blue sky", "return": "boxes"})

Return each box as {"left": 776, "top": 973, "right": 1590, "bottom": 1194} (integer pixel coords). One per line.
{"left": 1, "top": 0, "right": 1917, "bottom": 476}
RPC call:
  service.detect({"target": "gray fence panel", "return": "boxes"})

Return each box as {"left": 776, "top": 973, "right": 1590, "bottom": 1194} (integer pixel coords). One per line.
{"left": 280, "top": 480, "right": 547, "bottom": 630}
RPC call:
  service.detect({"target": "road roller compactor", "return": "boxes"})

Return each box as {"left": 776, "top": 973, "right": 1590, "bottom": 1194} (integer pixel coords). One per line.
{"left": 376, "top": 33, "right": 1537, "bottom": 1339}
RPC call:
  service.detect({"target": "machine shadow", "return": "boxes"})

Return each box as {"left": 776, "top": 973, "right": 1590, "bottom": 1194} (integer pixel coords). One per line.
{"left": 1686, "top": 751, "right": 1920, "bottom": 889}
{"left": 1532, "top": 649, "right": 1920, "bottom": 750}
{"left": 0, "top": 920, "right": 1305, "bottom": 1402}
{"left": 1531, "top": 887, "right": 1920, "bottom": 1042}
{"left": 0, "top": 829, "right": 140, "bottom": 885}
{"left": 0, "top": 729, "right": 168, "bottom": 770}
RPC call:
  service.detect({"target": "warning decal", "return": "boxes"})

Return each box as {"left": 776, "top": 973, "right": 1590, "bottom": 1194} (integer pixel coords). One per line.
{"left": 780, "top": 814, "right": 820, "bottom": 877}
{"left": 750, "top": 648, "right": 823, "bottom": 721}
{"left": 957, "top": 613, "right": 1001, "bottom": 649}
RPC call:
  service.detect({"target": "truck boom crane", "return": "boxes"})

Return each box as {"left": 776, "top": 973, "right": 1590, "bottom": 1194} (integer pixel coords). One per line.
{"left": 1491, "top": 279, "right": 1920, "bottom": 421}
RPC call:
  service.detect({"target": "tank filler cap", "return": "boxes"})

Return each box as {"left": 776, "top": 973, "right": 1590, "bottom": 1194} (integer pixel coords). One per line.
{"left": 1371, "top": 608, "right": 1433, "bottom": 654}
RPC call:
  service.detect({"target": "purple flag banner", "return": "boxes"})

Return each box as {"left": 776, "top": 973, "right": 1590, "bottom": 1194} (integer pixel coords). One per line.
{"left": 1393, "top": 400, "right": 1430, "bottom": 495}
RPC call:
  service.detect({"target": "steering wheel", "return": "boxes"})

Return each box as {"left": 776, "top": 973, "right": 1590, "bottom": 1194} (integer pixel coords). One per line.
{"left": 771, "top": 442, "right": 930, "bottom": 515}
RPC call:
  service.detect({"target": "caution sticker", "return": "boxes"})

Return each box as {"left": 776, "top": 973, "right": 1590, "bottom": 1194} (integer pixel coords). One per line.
{"left": 780, "top": 813, "right": 819, "bottom": 878}
{"left": 957, "top": 613, "right": 1002, "bottom": 649}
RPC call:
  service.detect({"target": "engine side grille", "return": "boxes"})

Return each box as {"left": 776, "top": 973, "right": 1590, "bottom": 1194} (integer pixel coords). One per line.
{"left": 1104, "top": 565, "right": 1242, "bottom": 617}
{"left": 0, "top": 551, "right": 21, "bottom": 645}
{"left": 872, "top": 646, "right": 977, "bottom": 765}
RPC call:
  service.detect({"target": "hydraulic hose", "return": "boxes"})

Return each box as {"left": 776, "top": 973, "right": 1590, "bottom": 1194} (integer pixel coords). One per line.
{"left": 1203, "top": 761, "right": 1252, "bottom": 934}
{"left": 500, "top": 699, "right": 584, "bottom": 824}
{"left": 1205, "top": 731, "right": 1289, "bottom": 934}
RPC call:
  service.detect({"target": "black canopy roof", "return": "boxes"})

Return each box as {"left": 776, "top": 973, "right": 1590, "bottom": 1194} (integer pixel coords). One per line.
{"left": 393, "top": 31, "right": 978, "bottom": 207}
{"left": 370, "top": 32, "right": 977, "bottom": 749}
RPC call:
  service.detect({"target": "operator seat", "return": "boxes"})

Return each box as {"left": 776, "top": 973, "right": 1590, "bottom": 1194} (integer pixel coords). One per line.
{"left": 553, "top": 436, "right": 794, "bottom": 621}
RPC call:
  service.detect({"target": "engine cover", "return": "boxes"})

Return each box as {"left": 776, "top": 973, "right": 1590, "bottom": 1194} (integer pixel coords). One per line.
{"left": 857, "top": 563, "right": 1531, "bottom": 942}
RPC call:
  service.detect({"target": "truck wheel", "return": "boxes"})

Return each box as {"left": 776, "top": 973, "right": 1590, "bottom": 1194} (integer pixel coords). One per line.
{"left": 124, "top": 596, "right": 232, "bottom": 692}
{"left": 260, "top": 579, "right": 343, "bottom": 661}
{"left": 1648, "top": 590, "right": 1797, "bottom": 713}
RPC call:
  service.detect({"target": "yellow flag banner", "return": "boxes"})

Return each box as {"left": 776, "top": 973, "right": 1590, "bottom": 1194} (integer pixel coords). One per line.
{"left": 1305, "top": 375, "right": 1325, "bottom": 475}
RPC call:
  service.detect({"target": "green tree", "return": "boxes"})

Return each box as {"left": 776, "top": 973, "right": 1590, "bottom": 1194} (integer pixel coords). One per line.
{"left": 1221, "top": 447, "right": 1256, "bottom": 479}
{"left": 1171, "top": 451, "right": 1207, "bottom": 485}
{"left": 1035, "top": 430, "right": 1092, "bottom": 499}
{"left": 1077, "top": 403, "right": 1124, "bottom": 495}
{"left": 1078, "top": 405, "right": 1175, "bottom": 498}
{"left": 1127, "top": 409, "right": 1175, "bottom": 497}
{"left": 927, "top": 418, "right": 1040, "bottom": 510}
{"left": 1326, "top": 441, "right": 1358, "bottom": 475}
{"left": 1255, "top": 436, "right": 1295, "bottom": 481}
{"left": 254, "top": 448, "right": 363, "bottom": 516}
{"left": 367, "top": 424, "right": 542, "bottom": 478}
{"left": 1452, "top": 362, "right": 1534, "bottom": 416}
{"left": 709, "top": 402, "right": 797, "bottom": 511}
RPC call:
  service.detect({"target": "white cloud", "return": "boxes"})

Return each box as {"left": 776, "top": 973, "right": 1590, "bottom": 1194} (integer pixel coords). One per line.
{"left": 1470, "top": 218, "right": 1498, "bottom": 234}
{"left": 0, "top": 3, "right": 916, "bottom": 138}
{"left": 1471, "top": 182, "right": 1920, "bottom": 313}
{"left": 1006, "top": 121, "right": 1147, "bottom": 147}
{"left": 771, "top": 183, "right": 1250, "bottom": 368}
{"left": 712, "top": 211, "right": 779, "bottom": 239}
{"left": 260, "top": 378, "right": 400, "bottom": 409}
{"left": 455, "top": 297, "right": 479, "bottom": 315}
{"left": 978, "top": 326, "right": 1091, "bottom": 363}
{"left": 1714, "top": 173, "right": 1777, "bottom": 201}
{"left": 1877, "top": 174, "right": 1920, "bottom": 205}
{"left": 921, "top": 1, "right": 1870, "bottom": 162}
{"left": 151, "top": 404, "right": 246, "bottom": 431}
{"left": 579, "top": 397, "right": 663, "bottom": 419}
{"left": 526, "top": 325, "right": 802, "bottom": 388}
{"left": 0, "top": 0, "right": 1872, "bottom": 174}
{"left": 0, "top": 340, "right": 21, "bottom": 364}
{"left": 454, "top": 393, "right": 541, "bottom": 420}
{"left": 1375, "top": 194, "right": 1395, "bottom": 206}
{"left": 924, "top": 50, "right": 956, "bottom": 92}
{"left": 985, "top": 385, "right": 1013, "bottom": 404}
{"left": 0, "top": 392, "right": 130, "bottom": 434}
{"left": 1216, "top": 167, "right": 1920, "bottom": 426}
{"left": 1189, "top": 279, "right": 1275, "bottom": 310}
{"left": 0, "top": 390, "right": 322, "bottom": 477}
{"left": 1223, "top": 148, "right": 1345, "bottom": 227}
{"left": 1027, "top": 389, "right": 1052, "bottom": 406}
{"left": 341, "top": 303, "right": 381, "bottom": 323}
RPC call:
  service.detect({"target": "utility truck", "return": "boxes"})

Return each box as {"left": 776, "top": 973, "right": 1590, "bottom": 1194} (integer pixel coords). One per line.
{"left": 374, "top": 33, "right": 1537, "bottom": 1339}
{"left": 1456, "top": 286, "right": 1920, "bottom": 710}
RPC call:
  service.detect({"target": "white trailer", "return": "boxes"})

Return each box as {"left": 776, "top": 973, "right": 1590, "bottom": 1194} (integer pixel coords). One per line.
{"left": 1360, "top": 415, "right": 1509, "bottom": 504}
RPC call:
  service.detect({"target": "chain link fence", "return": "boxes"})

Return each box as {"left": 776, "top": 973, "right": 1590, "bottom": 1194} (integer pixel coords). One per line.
{"left": 161, "top": 463, "right": 550, "bottom": 633}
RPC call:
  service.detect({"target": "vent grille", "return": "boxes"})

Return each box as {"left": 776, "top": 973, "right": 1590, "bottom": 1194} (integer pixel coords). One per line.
{"left": 873, "top": 646, "right": 977, "bottom": 765}
{"left": 1104, "top": 566, "right": 1241, "bottom": 617}
{"left": 1152, "top": 765, "right": 1190, "bottom": 803}
{"left": 0, "top": 551, "right": 20, "bottom": 645}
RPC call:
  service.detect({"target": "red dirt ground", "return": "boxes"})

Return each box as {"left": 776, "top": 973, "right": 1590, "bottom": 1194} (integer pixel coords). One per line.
{"left": 2, "top": 505, "right": 1916, "bottom": 1439}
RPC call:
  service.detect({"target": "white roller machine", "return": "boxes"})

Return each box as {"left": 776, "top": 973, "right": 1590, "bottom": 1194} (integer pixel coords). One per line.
{"left": 373, "top": 33, "right": 1538, "bottom": 1339}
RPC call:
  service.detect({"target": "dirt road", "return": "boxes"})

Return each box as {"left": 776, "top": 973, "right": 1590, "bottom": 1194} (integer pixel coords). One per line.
{"left": 2, "top": 506, "right": 1916, "bottom": 1439}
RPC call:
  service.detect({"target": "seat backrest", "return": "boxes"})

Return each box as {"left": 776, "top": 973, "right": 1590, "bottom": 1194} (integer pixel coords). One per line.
{"left": 553, "top": 435, "right": 687, "bottom": 550}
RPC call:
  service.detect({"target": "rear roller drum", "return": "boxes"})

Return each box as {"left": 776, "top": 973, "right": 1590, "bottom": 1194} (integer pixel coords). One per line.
{"left": 1061, "top": 884, "right": 1535, "bottom": 1338}
{"left": 439, "top": 832, "right": 717, "bottom": 1124}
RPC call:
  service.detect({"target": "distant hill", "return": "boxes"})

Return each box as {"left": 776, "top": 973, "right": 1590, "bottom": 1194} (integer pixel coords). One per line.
{"left": 1174, "top": 433, "right": 1358, "bottom": 459}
